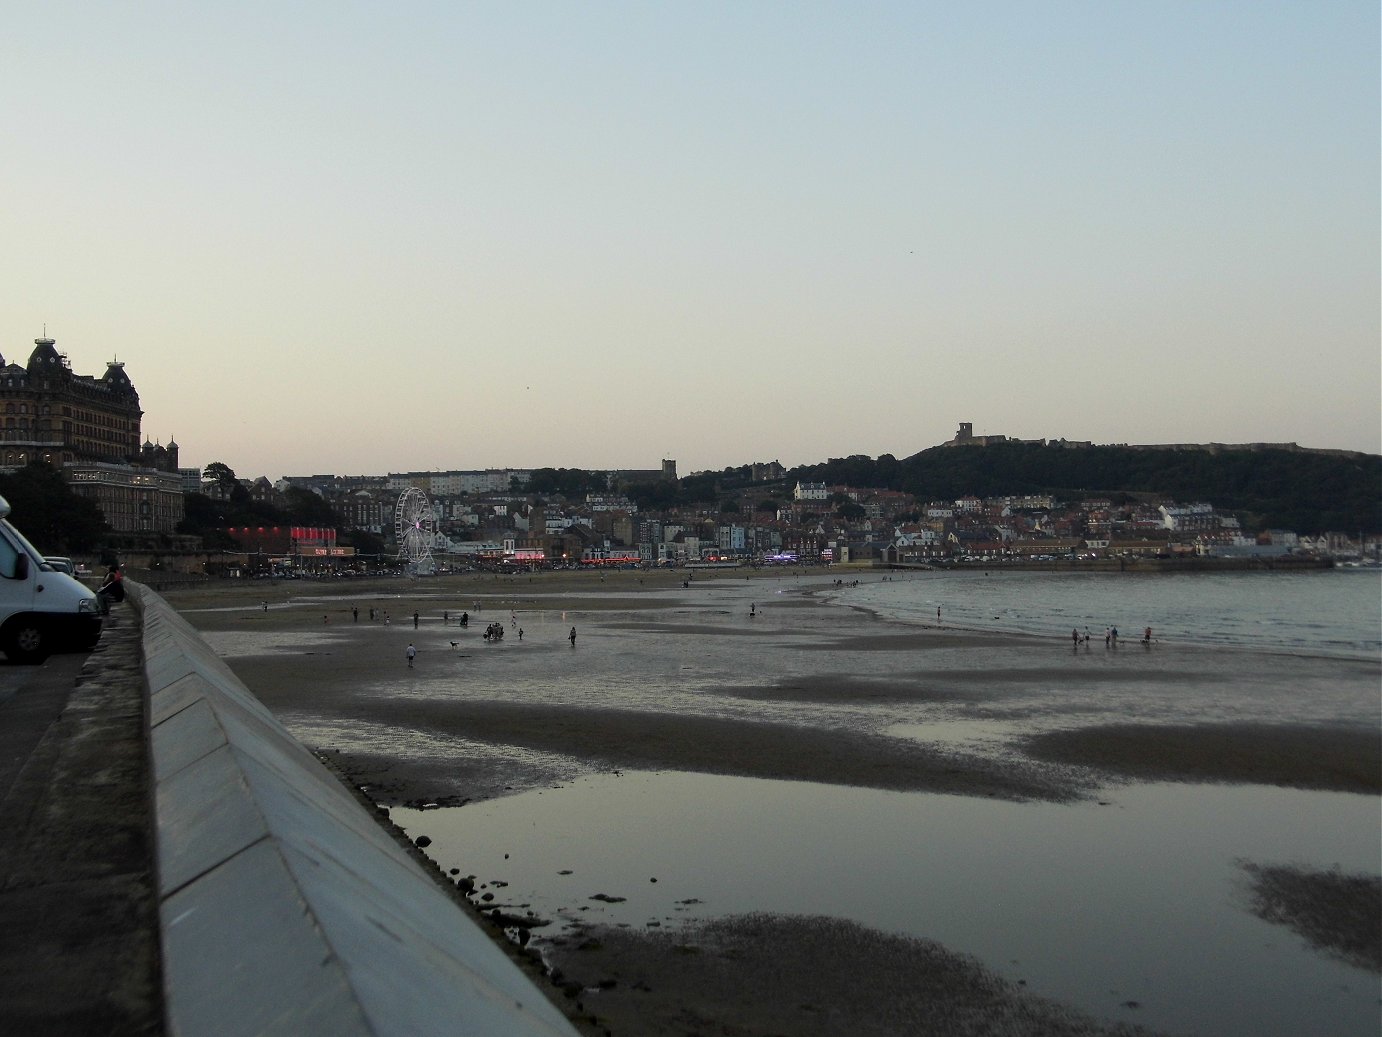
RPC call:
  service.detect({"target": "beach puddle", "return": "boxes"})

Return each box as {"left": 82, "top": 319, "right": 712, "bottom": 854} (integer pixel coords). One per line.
{"left": 394, "top": 773, "right": 1380, "bottom": 1037}
{"left": 886, "top": 717, "right": 1028, "bottom": 749}
{"left": 199, "top": 629, "right": 345, "bottom": 657}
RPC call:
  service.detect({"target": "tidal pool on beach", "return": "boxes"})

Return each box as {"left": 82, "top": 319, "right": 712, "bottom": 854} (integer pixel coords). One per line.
{"left": 198, "top": 628, "right": 343, "bottom": 656}
{"left": 394, "top": 773, "right": 1381, "bottom": 1037}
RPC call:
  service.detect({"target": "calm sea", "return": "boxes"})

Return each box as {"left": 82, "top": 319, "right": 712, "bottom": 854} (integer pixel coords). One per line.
{"left": 831, "top": 567, "right": 1381, "bottom": 658}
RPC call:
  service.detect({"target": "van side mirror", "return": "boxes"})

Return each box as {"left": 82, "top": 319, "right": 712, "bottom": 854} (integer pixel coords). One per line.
{"left": 14, "top": 554, "right": 27, "bottom": 580}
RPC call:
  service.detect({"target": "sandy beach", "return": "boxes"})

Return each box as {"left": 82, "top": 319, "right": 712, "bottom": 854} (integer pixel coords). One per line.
{"left": 161, "top": 568, "right": 1381, "bottom": 1036}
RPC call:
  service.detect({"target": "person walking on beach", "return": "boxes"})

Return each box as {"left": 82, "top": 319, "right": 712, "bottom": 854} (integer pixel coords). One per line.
{"left": 518, "top": 627, "right": 524, "bottom": 641}
{"left": 1111, "top": 626, "right": 1119, "bottom": 647}
{"left": 406, "top": 643, "right": 416, "bottom": 668}
{"left": 369, "top": 607, "right": 375, "bottom": 621}
{"left": 1143, "top": 626, "right": 1153, "bottom": 645}
{"left": 937, "top": 606, "right": 942, "bottom": 625}
{"left": 569, "top": 626, "right": 577, "bottom": 646}
{"left": 352, "top": 606, "right": 358, "bottom": 622}
{"left": 413, "top": 611, "right": 419, "bottom": 629}
{"left": 1072, "top": 627, "right": 1080, "bottom": 647}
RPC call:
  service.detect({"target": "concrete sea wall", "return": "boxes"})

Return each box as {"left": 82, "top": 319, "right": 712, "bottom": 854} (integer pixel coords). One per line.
{"left": 135, "top": 584, "right": 580, "bottom": 1037}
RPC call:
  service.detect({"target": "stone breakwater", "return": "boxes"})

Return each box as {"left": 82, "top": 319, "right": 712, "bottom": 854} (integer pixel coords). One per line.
{"left": 135, "top": 582, "right": 584, "bottom": 1037}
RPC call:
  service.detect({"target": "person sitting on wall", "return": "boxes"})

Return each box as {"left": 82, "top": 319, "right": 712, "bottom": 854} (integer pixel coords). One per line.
{"left": 97, "top": 564, "right": 124, "bottom": 613}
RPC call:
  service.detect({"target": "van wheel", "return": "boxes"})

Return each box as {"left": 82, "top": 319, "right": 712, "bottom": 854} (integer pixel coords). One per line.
{"left": 3, "top": 619, "right": 48, "bottom": 664}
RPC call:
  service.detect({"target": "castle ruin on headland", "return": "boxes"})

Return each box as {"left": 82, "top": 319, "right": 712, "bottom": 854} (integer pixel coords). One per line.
{"left": 943, "top": 422, "right": 1364, "bottom": 458}
{"left": 944, "top": 422, "right": 1058, "bottom": 448}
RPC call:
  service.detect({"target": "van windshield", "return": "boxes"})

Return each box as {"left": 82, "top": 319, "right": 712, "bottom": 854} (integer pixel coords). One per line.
{"left": 2, "top": 521, "right": 47, "bottom": 569}
{"left": 0, "top": 532, "right": 18, "bottom": 580}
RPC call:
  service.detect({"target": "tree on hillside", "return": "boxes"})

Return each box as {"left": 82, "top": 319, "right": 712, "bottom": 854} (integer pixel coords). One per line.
{"left": 203, "top": 461, "right": 237, "bottom": 491}
{"left": 0, "top": 462, "right": 110, "bottom": 552}
{"left": 625, "top": 480, "right": 680, "bottom": 510}
{"left": 177, "top": 493, "right": 239, "bottom": 549}
{"left": 203, "top": 461, "right": 251, "bottom": 507}
{"left": 675, "top": 472, "right": 721, "bottom": 504}
{"left": 608, "top": 443, "right": 1376, "bottom": 534}
{"left": 892, "top": 442, "right": 1380, "bottom": 533}
{"left": 340, "top": 528, "right": 386, "bottom": 559}
{"left": 527, "top": 468, "right": 608, "bottom": 498}
{"left": 283, "top": 487, "right": 339, "bottom": 528}
{"left": 875, "top": 453, "right": 901, "bottom": 485}
{"left": 179, "top": 488, "right": 304, "bottom": 548}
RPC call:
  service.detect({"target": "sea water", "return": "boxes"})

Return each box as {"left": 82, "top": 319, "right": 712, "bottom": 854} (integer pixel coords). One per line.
{"left": 830, "top": 567, "right": 1382, "bottom": 658}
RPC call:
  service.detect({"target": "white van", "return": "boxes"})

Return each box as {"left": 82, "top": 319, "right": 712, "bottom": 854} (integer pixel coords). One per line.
{"left": 0, "top": 495, "right": 103, "bottom": 662}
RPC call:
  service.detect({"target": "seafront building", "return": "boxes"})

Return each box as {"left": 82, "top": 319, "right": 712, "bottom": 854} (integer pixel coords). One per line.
{"left": 0, "top": 335, "right": 183, "bottom": 535}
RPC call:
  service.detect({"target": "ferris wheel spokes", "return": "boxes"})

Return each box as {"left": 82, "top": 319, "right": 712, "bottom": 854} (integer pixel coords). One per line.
{"left": 393, "top": 487, "right": 436, "bottom": 575}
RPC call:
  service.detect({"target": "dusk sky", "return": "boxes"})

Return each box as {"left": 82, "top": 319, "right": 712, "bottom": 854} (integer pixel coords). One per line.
{"left": 4, "top": 3, "right": 1377, "bottom": 480}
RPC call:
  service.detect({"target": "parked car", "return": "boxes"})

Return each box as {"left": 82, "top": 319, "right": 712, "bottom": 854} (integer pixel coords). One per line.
{"left": 43, "top": 556, "right": 75, "bottom": 575}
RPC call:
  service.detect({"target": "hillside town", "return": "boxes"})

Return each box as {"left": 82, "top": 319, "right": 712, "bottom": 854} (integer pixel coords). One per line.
{"left": 211, "top": 465, "right": 1375, "bottom": 574}
{"left": 0, "top": 335, "right": 1373, "bottom": 574}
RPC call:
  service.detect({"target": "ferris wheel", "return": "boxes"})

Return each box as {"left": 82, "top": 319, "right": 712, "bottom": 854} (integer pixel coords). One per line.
{"left": 394, "top": 487, "right": 436, "bottom": 575}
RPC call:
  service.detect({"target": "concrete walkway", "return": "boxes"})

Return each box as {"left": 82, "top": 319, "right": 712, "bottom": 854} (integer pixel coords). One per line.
{"left": 0, "top": 608, "right": 162, "bottom": 1035}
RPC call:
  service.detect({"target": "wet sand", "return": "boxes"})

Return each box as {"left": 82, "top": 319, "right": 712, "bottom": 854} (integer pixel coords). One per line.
{"left": 174, "top": 572, "right": 1377, "bottom": 804}
{"left": 161, "top": 570, "right": 1381, "bottom": 1036}
{"left": 1025, "top": 722, "right": 1380, "bottom": 794}
{"left": 1238, "top": 863, "right": 1382, "bottom": 973}
{"left": 545, "top": 914, "right": 1159, "bottom": 1037}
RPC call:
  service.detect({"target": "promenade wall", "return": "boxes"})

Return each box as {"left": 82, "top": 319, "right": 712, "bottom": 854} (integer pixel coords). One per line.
{"left": 134, "top": 583, "right": 581, "bottom": 1037}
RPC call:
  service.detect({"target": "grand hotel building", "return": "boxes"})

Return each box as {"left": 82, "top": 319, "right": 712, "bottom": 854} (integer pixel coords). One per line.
{"left": 0, "top": 335, "right": 183, "bottom": 534}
